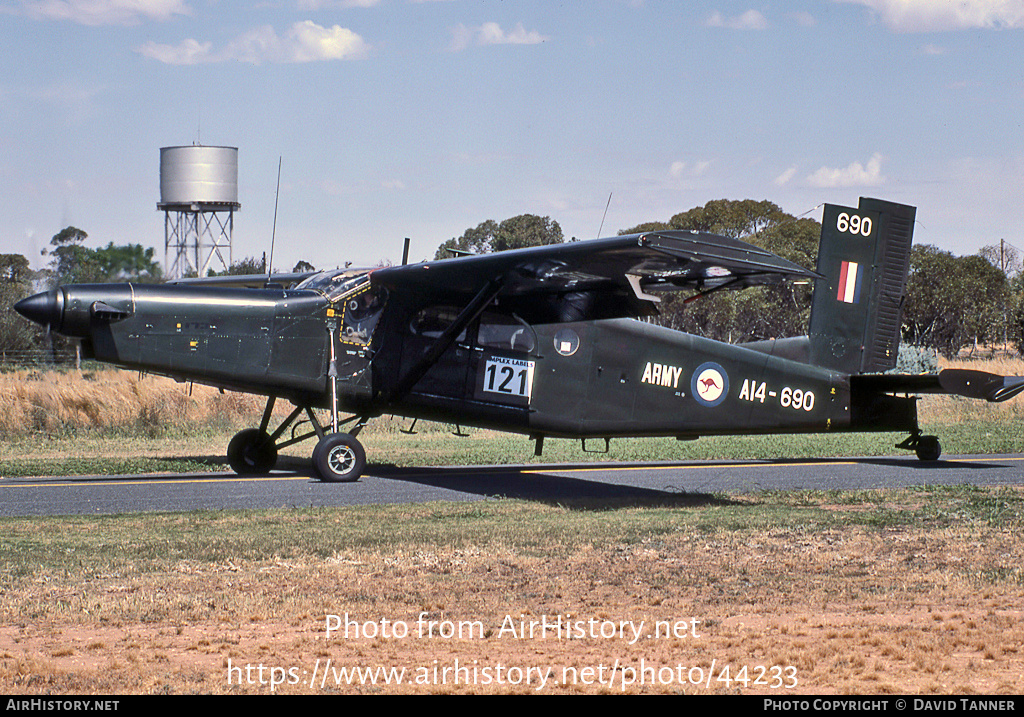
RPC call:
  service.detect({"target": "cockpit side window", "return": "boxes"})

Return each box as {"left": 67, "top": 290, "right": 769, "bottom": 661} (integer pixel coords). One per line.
{"left": 477, "top": 312, "right": 536, "bottom": 353}
{"left": 295, "top": 269, "right": 371, "bottom": 301}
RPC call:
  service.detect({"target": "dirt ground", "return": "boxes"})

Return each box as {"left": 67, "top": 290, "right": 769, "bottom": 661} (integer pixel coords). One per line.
{"left": 2, "top": 515, "right": 1023, "bottom": 695}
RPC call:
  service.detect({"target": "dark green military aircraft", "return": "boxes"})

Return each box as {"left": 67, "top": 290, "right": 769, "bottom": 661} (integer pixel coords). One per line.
{"left": 15, "top": 197, "right": 1024, "bottom": 482}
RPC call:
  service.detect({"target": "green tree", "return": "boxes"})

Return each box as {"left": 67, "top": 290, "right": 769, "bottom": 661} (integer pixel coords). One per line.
{"left": 202, "top": 256, "right": 266, "bottom": 277}
{"left": 670, "top": 198, "right": 789, "bottom": 240}
{"left": 1010, "top": 272, "right": 1024, "bottom": 355}
{"left": 435, "top": 214, "right": 564, "bottom": 259}
{"left": 94, "top": 243, "right": 163, "bottom": 283}
{"left": 42, "top": 228, "right": 163, "bottom": 286}
{"left": 223, "top": 256, "right": 266, "bottom": 275}
{"left": 43, "top": 226, "right": 104, "bottom": 287}
{"left": 0, "top": 254, "right": 40, "bottom": 356}
{"left": 903, "top": 245, "right": 1009, "bottom": 358}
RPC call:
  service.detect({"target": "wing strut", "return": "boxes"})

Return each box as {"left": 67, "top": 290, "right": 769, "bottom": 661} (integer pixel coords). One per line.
{"left": 379, "top": 276, "right": 506, "bottom": 407}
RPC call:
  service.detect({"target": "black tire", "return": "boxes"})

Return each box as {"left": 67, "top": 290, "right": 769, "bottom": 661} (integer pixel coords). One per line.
{"left": 227, "top": 429, "right": 278, "bottom": 475}
{"left": 915, "top": 435, "right": 941, "bottom": 462}
{"left": 312, "top": 433, "right": 366, "bottom": 482}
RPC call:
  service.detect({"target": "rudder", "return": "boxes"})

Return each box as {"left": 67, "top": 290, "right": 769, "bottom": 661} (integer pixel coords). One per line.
{"left": 808, "top": 197, "right": 916, "bottom": 374}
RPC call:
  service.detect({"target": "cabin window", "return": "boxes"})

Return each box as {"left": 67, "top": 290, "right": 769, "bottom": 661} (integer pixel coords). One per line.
{"left": 408, "top": 307, "right": 534, "bottom": 353}
{"left": 477, "top": 313, "right": 536, "bottom": 353}
{"left": 409, "top": 306, "right": 467, "bottom": 343}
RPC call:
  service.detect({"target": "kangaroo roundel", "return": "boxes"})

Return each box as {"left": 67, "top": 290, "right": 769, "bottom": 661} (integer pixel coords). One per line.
{"left": 692, "top": 362, "right": 729, "bottom": 407}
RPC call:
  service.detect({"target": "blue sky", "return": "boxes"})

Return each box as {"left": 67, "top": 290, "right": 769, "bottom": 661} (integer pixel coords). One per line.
{"left": 2, "top": 0, "right": 1023, "bottom": 275}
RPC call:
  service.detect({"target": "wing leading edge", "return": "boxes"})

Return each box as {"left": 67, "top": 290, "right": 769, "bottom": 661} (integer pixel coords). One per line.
{"left": 373, "top": 231, "right": 819, "bottom": 323}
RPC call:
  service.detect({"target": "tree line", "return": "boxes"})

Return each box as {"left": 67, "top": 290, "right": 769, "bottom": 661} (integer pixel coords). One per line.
{"left": 3, "top": 201, "right": 1023, "bottom": 365}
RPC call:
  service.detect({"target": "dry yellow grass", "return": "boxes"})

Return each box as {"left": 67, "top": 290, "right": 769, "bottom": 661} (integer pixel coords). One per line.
{"left": 0, "top": 368, "right": 264, "bottom": 435}
{"left": 923, "top": 356, "right": 1024, "bottom": 424}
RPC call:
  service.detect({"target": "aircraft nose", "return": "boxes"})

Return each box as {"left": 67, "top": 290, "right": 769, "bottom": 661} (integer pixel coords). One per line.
{"left": 14, "top": 290, "right": 63, "bottom": 329}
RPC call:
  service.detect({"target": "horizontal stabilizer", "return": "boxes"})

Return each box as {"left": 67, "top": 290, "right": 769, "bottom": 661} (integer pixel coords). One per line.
{"left": 852, "top": 369, "right": 1024, "bottom": 403}
{"left": 939, "top": 369, "right": 1024, "bottom": 403}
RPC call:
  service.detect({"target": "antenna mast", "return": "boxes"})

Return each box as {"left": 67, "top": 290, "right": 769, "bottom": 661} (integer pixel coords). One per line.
{"left": 597, "top": 192, "right": 612, "bottom": 239}
{"left": 269, "top": 156, "right": 281, "bottom": 277}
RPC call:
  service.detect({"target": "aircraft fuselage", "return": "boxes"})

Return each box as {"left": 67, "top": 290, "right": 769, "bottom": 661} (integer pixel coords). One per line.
{"left": 17, "top": 281, "right": 917, "bottom": 443}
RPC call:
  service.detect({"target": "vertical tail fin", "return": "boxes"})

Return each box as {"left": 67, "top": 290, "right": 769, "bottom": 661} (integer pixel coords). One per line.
{"left": 808, "top": 197, "right": 916, "bottom": 374}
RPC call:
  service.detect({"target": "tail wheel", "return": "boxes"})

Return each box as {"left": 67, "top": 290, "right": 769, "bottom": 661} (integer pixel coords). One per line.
{"left": 312, "top": 432, "right": 366, "bottom": 482}
{"left": 227, "top": 429, "right": 278, "bottom": 475}
{"left": 915, "top": 435, "right": 942, "bottom": 462}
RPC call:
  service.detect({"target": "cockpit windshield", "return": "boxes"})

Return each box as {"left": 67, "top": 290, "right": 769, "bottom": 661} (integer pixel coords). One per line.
{"left": 294, "top": 268, "right": 372, "bottom": 301}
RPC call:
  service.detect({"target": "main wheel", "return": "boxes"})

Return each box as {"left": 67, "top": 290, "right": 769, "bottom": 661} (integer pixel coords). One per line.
{"left": 312, "top": 432, "right": 366, "bottom": 482}
{"left": 915, "top": 435, "right": 941, "bottom": 462}
{"left": 227, "top": 429, "right": 278, "bottom": 475}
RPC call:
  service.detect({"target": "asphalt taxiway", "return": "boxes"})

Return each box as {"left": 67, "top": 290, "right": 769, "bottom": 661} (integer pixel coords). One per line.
{"left": 2, "top": 454, "right": 1023, "bottom": 517}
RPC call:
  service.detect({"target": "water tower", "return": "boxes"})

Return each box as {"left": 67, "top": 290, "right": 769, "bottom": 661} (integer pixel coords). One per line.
{"left": 158, "top": 145, "right": 240, "bottom": 278}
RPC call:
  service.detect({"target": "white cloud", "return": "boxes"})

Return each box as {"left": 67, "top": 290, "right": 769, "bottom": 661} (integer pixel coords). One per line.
{"left": 807, "top": 153, "right": 886, "bottom": 188}
{"left": 836, "top": 0, "right": 1024, "bottom": 32}
{"left": 705, "top": 9, "right": 769, "bottom": 30}
{"left": 450, "top": 22, "right": 549, "bottom": 51}
{"left": 138, "top": 37, "right": 211, "bottom": 65}
{"left": 286, "top": 21, "right": 369, "bottom": 62}
{"left": 138, "top": 21, "right": 369, "bottom": 65}
{"left": 669, "top": 160, "right": 711, "bottom": 179}
{"left": 773, "top": 166, "right": 798, "bottom": 186}
{"left": 19, "top": 0, "right": 190, "bottom": 25}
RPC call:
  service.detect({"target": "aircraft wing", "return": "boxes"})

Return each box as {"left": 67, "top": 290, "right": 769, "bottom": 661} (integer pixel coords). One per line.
{"left": 372, "top": 231, "right": 819, "bottom": 323}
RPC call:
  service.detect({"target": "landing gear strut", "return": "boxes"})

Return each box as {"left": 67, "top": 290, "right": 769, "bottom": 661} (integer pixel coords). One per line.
{"left": 896, "top": 429, "right": 942, "bottom": 462}
{"left": 225, "top": 396, "right": 369, "bottom": 482}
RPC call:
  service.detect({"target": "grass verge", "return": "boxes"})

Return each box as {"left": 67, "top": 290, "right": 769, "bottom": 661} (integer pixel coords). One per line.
{"left": 1, "top": 416, "right": 1021, "bottom": 478}
{"left": 1, "top": 485, "right": 1023, "bottom": 693}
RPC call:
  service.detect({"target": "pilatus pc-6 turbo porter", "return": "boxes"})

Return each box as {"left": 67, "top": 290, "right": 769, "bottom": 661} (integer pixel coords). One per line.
{"left": 16, "top": 197, "right": 1024, "bottom": 482}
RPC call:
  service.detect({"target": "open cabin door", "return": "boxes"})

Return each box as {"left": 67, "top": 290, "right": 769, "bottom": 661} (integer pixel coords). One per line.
{"left": 328, "top": 279, "right": 388, "bottom": 402}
